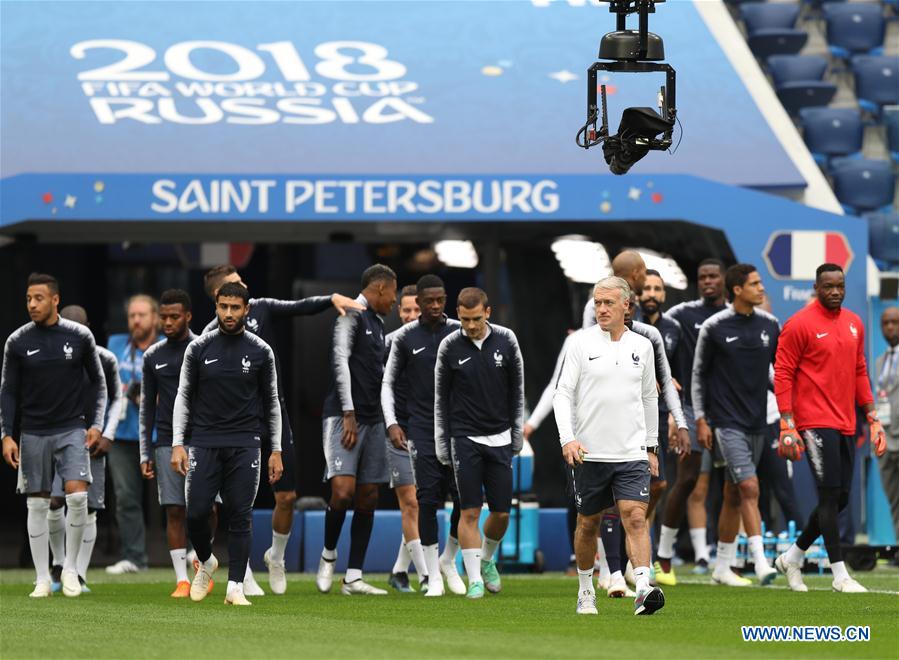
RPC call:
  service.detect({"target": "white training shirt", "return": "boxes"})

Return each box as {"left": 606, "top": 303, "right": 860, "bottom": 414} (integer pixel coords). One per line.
{"left": 553, "top": 325, "right": 658, "bottom": 462}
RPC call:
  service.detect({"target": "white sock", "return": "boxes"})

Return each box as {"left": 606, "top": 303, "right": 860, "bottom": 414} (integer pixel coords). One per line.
{"left": 227, "top": 580, "right": 243, "bottom": 596}
{"left": 321, "top": 547, "right": 337, "bottom": 561}
{"left": 748, "top": 535, "right": 769, "bottom": 569}
{"left": 63, "top": 492, "right": 88, "bottom": 574}
{"left": 481, "top": 536, "right": 501, "bottom": 562}
{"left": 610, "top": 569, "right": 623, "bottom": 583}
{"left": 47, "top": 506, "right": 66, "bottom": 567}
{"left": 658, "top": 525, "right": 677, "bottom": 560}
{"left": 345, "top": 568, "right": 363, "bottom": 583}
{"left": 244, "top": 562, "right": 254, "bottom": 582}
{"left": 597, "top": 537, "right": 610, "bottom": 576}
{"left": 785, "top": 543, "right": 805, "bottom": 566}
{"left": 76, "top": 512, "right": 97, "bottom": 579}
{"left": 423, "top": 544, "right": 441, "bottom": 587}
{"left": 690, "top": 528, "right": 710, "bottom": 562}
{"left": 271, "top": 531, "right": 290, "bottom": 563}
{"left": 406, "top": 539, "right": 427, "bottom": 578}
{"left": 170, "top": 548, "right": 188, "bottom": 583}
{"left": 461, "top": 548, "right": 482, "bottom": 583}
{"left": 203, "top": 556, "right": 217, "bottom": 572}
{"left": 633, "top": 565, "right": 651, "bottom": 593}
{"left": 578, "top": 567, "right": 595, "bottom": 594}
{"left": 830, "top": 561, "right": 849, "bottom": 583}
{"left": 26, "top": 497, "right": 51, "bottom": 582}
{"left": 393, "top": 535, "right": 412, "bottom": 574}
{"left": 714, "top": 540, "right": 736, "bottom": 575}
{"left": 440, "top": 536, "right": 460, "bottom": 564}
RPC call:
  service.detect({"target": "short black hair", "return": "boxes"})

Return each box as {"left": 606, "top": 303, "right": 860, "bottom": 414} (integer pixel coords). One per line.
{"left": 160, "top": 289, "right": 192, "bottom": 312}
{"left": 27, "top": 272, "right": 59, "bottom": 295}
{"left": 645, "top": 269, "right": 662, "bottom": 280}
{"left": 204, "top": 265, "right": 237, "bottom": 299}
{"left": 416, "top": 274, "right": 445, "bottom": 294}
{"left": 216, "top": 281, "right": 249, "bottom": 304}
{"left": 361, "top": 264, "right": 397, "bottom": 288}
{"left": 457, "top": 287, "right": 489, "bottom": 309}
{"left": 725, "top": 263, "right": 757, "bottom": 300}
{"left": 816, "top": 263, "right": 844, "bottom": 281}
{"left": 698, "top": 258, "right": 725, "bottom": 274}
{"left": 59, "top": 305, "right": 88, "bottom": 326}
{"left": 399, "top": 285, "right": 418, "bottom": 299}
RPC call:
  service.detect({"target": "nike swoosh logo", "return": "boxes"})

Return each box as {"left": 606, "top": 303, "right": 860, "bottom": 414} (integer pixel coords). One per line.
{"left": 29, "top": 533, "right": 46, "bottom": 538}
{"left": 816, "top": 333, "right": 828, "bottom": 339}
{"left": 365, "top": 329, "right": 373, "bottom": 335}
{"left": 79, "top": 471, "right": 88, "bottom": 476}
{"left": 204, "top": 358, "right": 218, "bottom": 365}
{"left": 26, "top": 349, "right": 40, "bottom": 356}
{"left": 412, "top": 347, "right": 426, "bottom": 355}
{"left": 458, "top": 357, "right": 472, "bottom": 365}
{"left": 588, "top": 355, "right": 601, "bottom": 361}
{"left": 726, "top": 337, "right": 738, "bottom": 343}
{"left": 155, "top": 363, "right": 168, "bottom": 370}
{"left": 639, "top": 489, "right": 649, "bottom": 497}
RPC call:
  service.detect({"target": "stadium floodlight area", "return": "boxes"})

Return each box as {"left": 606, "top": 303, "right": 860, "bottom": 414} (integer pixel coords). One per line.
{"left": 434, "top": 240, "right": 479, "bottom": 269}
{"left": 551, "top": 235, "right": 612, "bottom": 284}
{"left": 630, "top": 247, "right": 688, "bottom": 289}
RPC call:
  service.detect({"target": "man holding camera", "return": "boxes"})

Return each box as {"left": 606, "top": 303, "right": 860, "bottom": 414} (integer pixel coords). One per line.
{"left": 106, "top": 294, "right": 160, "bottom": 575}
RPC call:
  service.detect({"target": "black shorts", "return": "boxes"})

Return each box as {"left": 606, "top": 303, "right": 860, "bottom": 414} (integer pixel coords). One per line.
{"left": 450, "top": 438, "right": 512, "bottom": 513}
{"left": 264, "top": 399, "right": 296, "bottom": 494}
{"left": 651, "top": 410, "right": 668, "bottom": 483}
{"left": 802, "top": 428, "right": 854, "bottom": 492}
{"left": 572, "top": 460, "right": 651, "bottom": 517}
{"left": 410, "top": 438, "right": 458, "bottom": 509}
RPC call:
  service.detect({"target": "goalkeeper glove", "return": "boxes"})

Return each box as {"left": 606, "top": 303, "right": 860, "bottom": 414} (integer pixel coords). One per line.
{"left": 867, "top": 411, "right": 886, "bottom": 458}
{"left": 778, "top": 417, "right": 804, "bottom": 461}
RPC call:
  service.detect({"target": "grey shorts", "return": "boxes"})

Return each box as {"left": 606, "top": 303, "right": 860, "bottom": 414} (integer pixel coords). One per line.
{"left": 715, "top": 427, "right": 765, "bottom": 484}
{"left": 322, "top": 417, "right": 388, "bottom": 484}
{"left": 386, "top": 441, "right": 415, "bottom": 489}
{"left": 51, "top": 455, "right": 106, "bottom": 509}
{"left": 684, "top": 402, "right": 713, "bottom": 473}
{"left": 17, "top": 429, "right": 91, "bottom": 495}
{"left": 155, "top": 446, "right": 186, "bottom": 507}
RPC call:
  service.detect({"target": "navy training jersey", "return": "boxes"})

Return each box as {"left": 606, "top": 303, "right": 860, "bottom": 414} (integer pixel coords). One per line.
{"left": 1, "top": 318, "right": 107, "bottom": 437}
{"left": 434, "top": 324, "right": 525, "bottom": 460}
{"left": 322, "top": 295, "right": 386, "bottom": 425}
{"left": 139, "top": 332, "right": 195, "bottom": 461}
{"left": 382, "top": 315, "right": 461, "bottom": 441}
{"left": 383, "top": 328, "right": 410, "bottom": 431}
{"left": 95, "top": 347, "right": 124, "bottom": 439}
{"left": 666, "top": 299, "right": 728, "bottom": 406}
{"left": 691, "top": 308, "right": 780, "bottom": 433}
{"left": 172, "top": 329, "right": 281, "bottom": 450}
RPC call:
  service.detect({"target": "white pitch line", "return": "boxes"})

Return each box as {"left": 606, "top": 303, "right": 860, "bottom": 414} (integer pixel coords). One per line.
{"left": 673, "top": 576, "right": 899, "bottom": 596}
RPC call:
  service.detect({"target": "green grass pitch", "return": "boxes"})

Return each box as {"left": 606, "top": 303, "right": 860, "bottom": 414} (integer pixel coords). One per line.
{"left": 1, "top": 568, "right": 897, "bottom": 659}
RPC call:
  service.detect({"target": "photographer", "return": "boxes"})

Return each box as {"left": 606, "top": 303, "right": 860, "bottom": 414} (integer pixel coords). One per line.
{"left": 106, "top": 294, "right": 160, "bottom": 575}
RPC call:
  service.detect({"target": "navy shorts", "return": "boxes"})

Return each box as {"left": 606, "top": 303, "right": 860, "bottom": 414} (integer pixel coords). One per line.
{"left": 410, "top": 438, "right": 458, "bottom": 508}
{"left": 802, "top": 428, "right": 854, "bottom": 492}
{"left": 450, "top": 437, "right": 512, "bottom": 513}
{"left": 572, "top": 460, "right": 651, "bottom": 517}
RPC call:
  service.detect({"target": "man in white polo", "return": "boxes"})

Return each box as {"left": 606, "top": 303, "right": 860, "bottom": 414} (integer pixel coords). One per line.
{"left": 554, "top": 276, "right": 664, "bottom": 616}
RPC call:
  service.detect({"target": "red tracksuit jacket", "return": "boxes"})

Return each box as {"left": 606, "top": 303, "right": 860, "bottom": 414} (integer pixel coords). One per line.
{"left": 774, "top": 299, "right": 873, "bottom": 435}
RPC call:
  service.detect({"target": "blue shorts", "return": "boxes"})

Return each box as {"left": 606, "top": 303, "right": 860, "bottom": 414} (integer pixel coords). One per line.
{"left": 571, "top": 460, "right": 650, "bottom": 517}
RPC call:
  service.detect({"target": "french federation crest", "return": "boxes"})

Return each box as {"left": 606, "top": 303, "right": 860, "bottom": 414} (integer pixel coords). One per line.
{"left": 494, "top": 350, "right": 503, "bottom": 367}
{"left": 760, "top": 330, "right": 770, "bottom": 347}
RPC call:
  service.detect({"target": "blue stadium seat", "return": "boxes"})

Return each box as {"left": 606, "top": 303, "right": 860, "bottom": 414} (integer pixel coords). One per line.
{"left": 885, "top": 108, "right": 899, "bottom": 164}
{"left": 830, "top": 158, "right": 895, "bottom": 214}
{"left": 741, "top": 3, "right": 801, "bottom": 30}
{"left": 852, "top": 56, "right": 899, "bottom": 115}
{"left": 748, "top": 30, "right": 809, "bottom": 59}
{"left": 767, "top": 55, "right": 828, "bottom": 85}
{"left": 799, "top": 107, "right": 863, "bottom": 166}
{"left": 775, "top": 81, "right": 838, "bottom": 116}
{"left": 824, "top": 3, "right": 885, "bottom": 59}
{"left": 866, "top": 211, "right": 899, "bottom": 267}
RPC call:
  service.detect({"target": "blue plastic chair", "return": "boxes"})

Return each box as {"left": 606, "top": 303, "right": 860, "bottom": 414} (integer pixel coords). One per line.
{"left": 852, "top": 56, "right": 899, "bottom": 115}
{"left": 767, "top": 55, "right": 828, "bottom": 85}
{"left": 741, "top": 2, "right": 801, "bottom": 30}
{"left": 749, "top": 30, "right": 809, "bottom": 59}
{"left": 866, "top": 211, "right": 899, "bottom": 267}
{"left": 824, "top": 3, "right": 885, "bottom": 59}
{"left": 884, "top": 108, "right": 899, "bottom": 164}
{"left": 775, "top": 81, "right": 838, "bottom": 116}
{"left": 799, "top": 107, "right": 863, "bottom": 165}
{"left": 830, "top": 158, "right": 896, "bottom": 213}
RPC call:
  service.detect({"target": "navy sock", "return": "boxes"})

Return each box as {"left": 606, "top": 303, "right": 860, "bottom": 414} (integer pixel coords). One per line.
{"left": 324, "top": 506, "right": 347, "bottom": 552}
{"left": 348, "top": 510, "right": 375, "bottom": 571}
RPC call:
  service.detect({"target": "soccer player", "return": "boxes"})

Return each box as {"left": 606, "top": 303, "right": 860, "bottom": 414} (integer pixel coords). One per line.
{"left": 692, "top": 264, "right": 780, "bottom": 586}
{"left": 582, "top": 250, "right": 648, "bottom": 328}
{"left": 1, "top": 273, "right": 107, "bottom": 597}
{"left": 203, "top": 265, "right": 362, "bottom": 595}
{"left": 317, "top": 264, "right": 397, "bottom": 596}
{"left": 170, "top": 282, "right": 283, "bottom": 606}
{"left": 554, "top": 276, "right": 664, "bottom": 616}
{"left": 383, "top": 275, "right": 466, "bottom": 597}
{"left": 139, "top": 289, "right": 199, "bottom": 597}
{"left": 655, "top": 259, "right": 728, "bottom": 581}
{"left": 434, "top": 287, "right": 524, "bottom": 600}
{"left": 382, "top": 284, "right": 426, "bottom": 592}
{"left": 47, "top": 305, "right": 123, "bottom": 594}
{"left": 774, "top": 264, "right": 886, "bottom": 593}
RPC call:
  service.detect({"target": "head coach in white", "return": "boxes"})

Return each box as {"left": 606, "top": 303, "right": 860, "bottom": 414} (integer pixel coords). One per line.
{"left": 553, "top": 276, "right": 664, "bottom": 617}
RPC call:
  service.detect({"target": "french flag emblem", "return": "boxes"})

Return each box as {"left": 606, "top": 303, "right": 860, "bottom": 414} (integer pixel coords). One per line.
{"left": 763, "top": 231, "right": 853, "bottom": 280}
